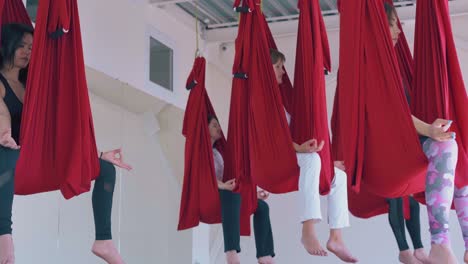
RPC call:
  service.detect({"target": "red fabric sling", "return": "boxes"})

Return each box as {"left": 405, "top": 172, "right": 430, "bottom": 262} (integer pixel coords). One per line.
{"left": 227, "top": 0, "right": 299, "bottom": 199}
{"left": 178, "top": 57, "right": 251, "bottom": 235}
{"left": 15, "top": 0, "right": 99, "bottom": 198}
{"left": 334, "top": 0, "right": 428, "bottom": 217}
{"left": 290, "top": 0, "right": 333, "bottom": 195}
{"left": 412, "top": 0, "right": 468, "bottom": 189}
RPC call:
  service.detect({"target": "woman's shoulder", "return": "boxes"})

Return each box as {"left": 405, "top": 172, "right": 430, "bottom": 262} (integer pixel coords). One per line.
{"left": 0, "top": 80, "right": 5, "bottom": 99}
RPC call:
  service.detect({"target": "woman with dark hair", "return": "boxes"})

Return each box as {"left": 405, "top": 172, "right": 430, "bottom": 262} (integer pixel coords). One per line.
{"left": 382, "top": 4, "right": 429, "bottom": 264}
{"left": 384, "top": 4, "right": 468, "bottom": 264}
{"left": 207, "top": 115, "right": 275, "bottom": 264}
{"left": 270, "top": 49, "right": 357, "bottom": 263}
{"left": 0, "top": 23, "right": 132, "bottom": 264}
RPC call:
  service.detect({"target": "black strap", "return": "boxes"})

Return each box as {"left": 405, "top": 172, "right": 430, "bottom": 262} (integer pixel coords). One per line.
{"left": 186, "top": 80, "right": 198, "bottom": 90}
{"left": 234, "top": 6, "right": 251, "bottom": 13}
{"left": 233, "top": 73, "right": 248, "bottom": 79}
{"left": 49, "top": 28, "right": 66, "bottom": 39}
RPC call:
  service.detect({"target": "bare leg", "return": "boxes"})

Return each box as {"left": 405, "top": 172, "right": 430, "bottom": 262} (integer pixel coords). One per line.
{"left": 257, "top": 255, "right": 274, "bottom": 264}
{"left": 326, "top": 229, "right": 358, "bottom": 263}
{"left": 91, "top": 240, "right": 124, "bottom": 264}
{"left": 225, "top": 250, "right": 240, "bottom": 264}
{"left": 301, "top": 219, "right": 327, "bottom": 256}
{"left": 413, "top": 248, "right": 429, "bottom": 264}
{"left": 428, "top": 244, "right": 458, "bottom": 264}
{"left": 0, "top": 234, "right": 14, "bottom": 264}
{"left": 398, "top": 250, "right": 422, "bottom": 264}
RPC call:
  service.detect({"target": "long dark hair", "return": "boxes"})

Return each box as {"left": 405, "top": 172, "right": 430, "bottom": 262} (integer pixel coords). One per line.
{"left": 383, "top": 2, "right": 397, "bottom": 25}
{"left": 0, "top": 23, "right": 34, "bottom": 85}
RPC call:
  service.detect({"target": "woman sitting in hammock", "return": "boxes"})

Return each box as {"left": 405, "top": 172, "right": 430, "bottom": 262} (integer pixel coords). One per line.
{"left": 385, "top": 4, "right": 468, "bottom": 264}
{"left": 381, "top": 4, "right": 430, "bottom": 264}
{"left": 270, "top": 49, "right": 357, "bottom": 263}
{"left": 0, "top": 23, "right": 132, "bottom": 264}
{"left": 208, "top": 114, "right": 275, "bottom": 264}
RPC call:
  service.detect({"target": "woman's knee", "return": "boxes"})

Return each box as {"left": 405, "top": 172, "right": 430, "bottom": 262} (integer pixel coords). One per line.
{"left": 332, "top": 168, "right": 347, "bottom": 187}
{"left": 424, "top": 138, "right": 458, "bottom": 157}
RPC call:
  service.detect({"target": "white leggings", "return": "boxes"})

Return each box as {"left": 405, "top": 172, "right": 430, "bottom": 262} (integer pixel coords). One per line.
{"left": 297, "top": 152, "right": 350, "bottom": 229}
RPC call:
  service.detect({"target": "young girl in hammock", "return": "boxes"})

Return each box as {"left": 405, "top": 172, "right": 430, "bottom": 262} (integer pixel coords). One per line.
{"left": 0, "top": 23, "right": 132, "bottom": 264}
{"left": 208, "top": 114, "right": 275, "bottom": 264}
{"left": 385, "top": 4, "right": 468, "bottom": 264}
{"left": 380, "top": 4, "right": 430, "bottom": 264}
{"left": 269, "top": 49, "right": 358, "bottom": 263}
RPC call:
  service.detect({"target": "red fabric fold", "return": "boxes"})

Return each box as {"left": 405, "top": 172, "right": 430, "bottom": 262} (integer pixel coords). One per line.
{"left": 15, "top": 0, "right": 99, "bottom": 199}
{"left": 412, "top": 0, "right": 468, "bottom": 189}
{"left": 291, "top": 0, "right": 333, "bottom": 195}
{"left": 0, "top": 0, "right": 32, "bottom": 33}
{"left": 226, "top": 0, "right": 299, "bottom": 200}
{"left": 335, "top": 0, "right": 428, "bottom": 217}
{"left": 178, "top": 57, "right": 250, "bottom": 235}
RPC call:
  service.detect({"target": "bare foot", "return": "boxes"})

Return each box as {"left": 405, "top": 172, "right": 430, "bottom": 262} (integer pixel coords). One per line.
{"left": 0, "top": 234, "right": 14, "bottom": 264}
{"left": 301, "top": 220, "right": 327, "bottom": 257}
{"left": 413, "top": 248, "right": 429, "bottom": 264}
{"left": 225, "top": 250, "right": 240, "bottom": 264}
{"left": 326, "top": 238, "right": 358, "bottom": 263}
{"left": 399, "top": 250, "right": 422, "bottom": 264}
{"left": 464, "top": 250, "right": 467, "bottom": 264}
{"left": 258, "top": 255, "right": 274, "bottom": 264}
{"left": 428, "top": 244, "right": 458, "bottom": 264}
{"left": 301, "top": 236, "right": 327, "bottom": 256}
{"left": 91, "top": 240, "right": 125, "bottom": 264}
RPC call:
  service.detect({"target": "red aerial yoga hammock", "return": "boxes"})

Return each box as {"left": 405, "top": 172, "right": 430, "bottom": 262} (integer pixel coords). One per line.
{"left": 264, "top": 0, "right": 333, "bottom": 195}
{"left": 290, "top": 0, "right": 334, "bottom": 195}
{"left": 226, "top": 0, "right": 299, "bottom": 201}
{"left": 11, "top": 0, "right": 100, "bottom": 199}
{"left": 178, "top": 57, "right": 251, "bottom": 236}
{"left": 412, "top": 0, "right": 468, "bottom": 190}
{"left": 333, "top": 0, "right": 429, "bottom": 218}
{"left": 332, "top": 1, "right": 419, "bottom": 218}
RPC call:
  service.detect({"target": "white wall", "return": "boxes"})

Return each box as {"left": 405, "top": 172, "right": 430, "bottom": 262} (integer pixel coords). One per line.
{"left": 205, "top": 13, "right": 468, "bottom": 264}
{"left": 12, "top": 92, "right": 191, "bottom": 264}
{"left": 78, "top": 0, "right": 201, "bottom": 109}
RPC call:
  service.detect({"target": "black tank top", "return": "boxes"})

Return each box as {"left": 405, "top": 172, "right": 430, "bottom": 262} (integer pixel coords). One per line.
{"left": 0, "top": 73, "right": 23, "bottom": 144}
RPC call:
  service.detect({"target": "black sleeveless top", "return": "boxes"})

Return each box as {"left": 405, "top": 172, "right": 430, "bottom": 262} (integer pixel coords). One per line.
{"left": 0, "top": 73, "right": 23, "bottom": 144}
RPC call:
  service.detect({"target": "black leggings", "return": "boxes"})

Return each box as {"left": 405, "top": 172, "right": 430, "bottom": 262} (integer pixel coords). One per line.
{"left": 219, "top": 190, "right": 275, "bottom": 258}
{"left": 0, "top": 147, "right": 116, "bottom": 240}
{"left": 388, "top": 197, "right": 424, "bottom": 251}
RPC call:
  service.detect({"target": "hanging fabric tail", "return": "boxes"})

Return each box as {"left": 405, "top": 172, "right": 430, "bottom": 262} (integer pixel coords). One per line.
{"left": 412, "top": 0, "right": 468, "bottom": 189}
{"left": 291, "top": 0, "right": 333, "bottom": 195}
{"left": 337, "top": 0, "right": 428, "bottom": 201}
{"left": 15, "top": 0, "right": 100, "bottom": 199}
{"left": 226, "top": 0, "right": 299, "bottom": 197}
{"left": 178, "top": 57, "right": 251, "bottom": 236}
